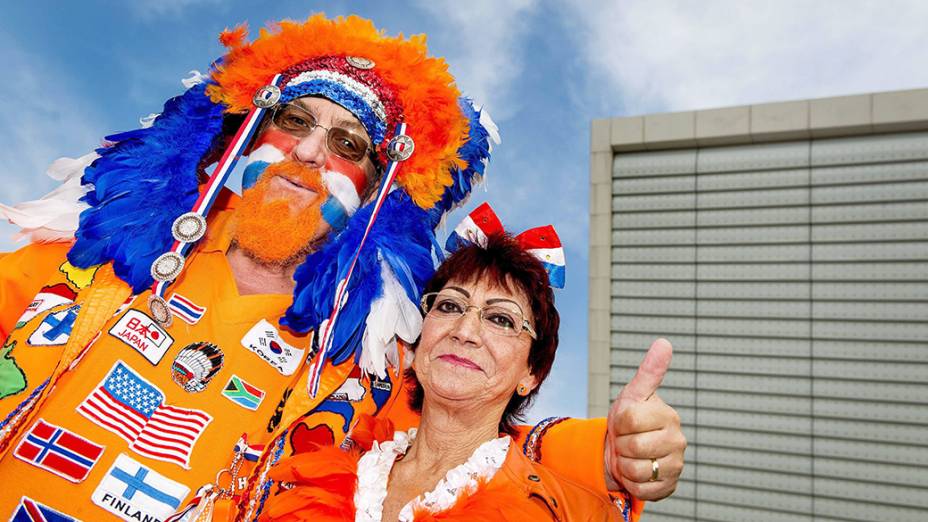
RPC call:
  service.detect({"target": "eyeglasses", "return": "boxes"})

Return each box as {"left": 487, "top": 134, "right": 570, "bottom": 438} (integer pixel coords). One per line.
{"left": 420, "top": 292, "right": 537, "bottom": 339}
{"left": 270, "top": 102, "right": 373, "bottom": 163}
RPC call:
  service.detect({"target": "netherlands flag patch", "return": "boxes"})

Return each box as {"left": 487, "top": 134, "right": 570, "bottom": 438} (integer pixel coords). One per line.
{"left": 167, "top": 293, "right": 206, "bottom": 325}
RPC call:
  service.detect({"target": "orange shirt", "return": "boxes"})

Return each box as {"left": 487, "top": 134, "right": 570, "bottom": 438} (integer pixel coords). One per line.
{"left": 0, "top": 193, "right": 641, "bottom": 521}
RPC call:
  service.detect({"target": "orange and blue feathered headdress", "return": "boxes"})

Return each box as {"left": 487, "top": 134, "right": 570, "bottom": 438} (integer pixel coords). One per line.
{"left": 52, "top": 15, "right": 500, "bottom": 384}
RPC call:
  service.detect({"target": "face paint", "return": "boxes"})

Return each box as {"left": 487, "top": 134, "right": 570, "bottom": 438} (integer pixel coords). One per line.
{"left": 320, "top": 154, "right": 371, "bottom": 230}
{"left": 242, "top": 129, "right": 298, "bottom": 190}
{"left": 233, "top": 161, "right": 329, "bottom": 265}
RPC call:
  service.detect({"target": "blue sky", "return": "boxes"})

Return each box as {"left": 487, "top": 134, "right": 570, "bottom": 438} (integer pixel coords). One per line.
{"left": 3, "top": 0, "right": 927, "bottom": 423}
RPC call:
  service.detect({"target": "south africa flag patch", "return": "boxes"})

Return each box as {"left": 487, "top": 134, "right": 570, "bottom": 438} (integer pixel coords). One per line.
{"left": 221, "top": 375, "right": 265, "bottom": 410}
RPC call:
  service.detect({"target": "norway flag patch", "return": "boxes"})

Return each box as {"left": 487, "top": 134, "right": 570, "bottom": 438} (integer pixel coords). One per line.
{"left": 14, "top": 418, "right": 104, "bottom": 483}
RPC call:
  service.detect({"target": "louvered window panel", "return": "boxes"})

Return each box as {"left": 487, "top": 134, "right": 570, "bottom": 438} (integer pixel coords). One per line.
{"left": 610, "top": 132, "right": 928, "bottom": 521}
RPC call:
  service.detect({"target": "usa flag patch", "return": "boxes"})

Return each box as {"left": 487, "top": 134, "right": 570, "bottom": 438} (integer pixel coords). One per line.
{"left": 167, "top": 293, "right": 206, "bottom": 325}
{"left": 14, "top": 418, "right": 105, "bottom": 483}
{"left": 77, "top": 361, "right": 212, "bottom": 469}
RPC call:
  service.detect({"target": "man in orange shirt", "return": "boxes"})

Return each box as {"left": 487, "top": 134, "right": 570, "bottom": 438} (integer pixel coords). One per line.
{"left": 0, "top": 15, "right": 684, "bottom": 522}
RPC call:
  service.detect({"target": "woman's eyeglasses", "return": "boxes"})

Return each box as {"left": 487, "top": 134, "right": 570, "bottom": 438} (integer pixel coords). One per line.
{"left": 420, "top": 292, "right": 536, "bottom": 339}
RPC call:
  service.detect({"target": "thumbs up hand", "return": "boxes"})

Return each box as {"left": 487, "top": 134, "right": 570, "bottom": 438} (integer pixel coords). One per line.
{"left": 604, "top": 338, "right": 686, "bottom": 501}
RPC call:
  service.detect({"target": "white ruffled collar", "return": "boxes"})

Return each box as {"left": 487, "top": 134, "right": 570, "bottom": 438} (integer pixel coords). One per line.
{"left": 353, "top": 428, "right": 511, "bottom": 522}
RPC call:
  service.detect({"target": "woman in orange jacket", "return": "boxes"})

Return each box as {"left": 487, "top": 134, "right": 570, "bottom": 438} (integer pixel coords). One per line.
{"left": 259, "top": 207, "right": 638, "bottom": 521}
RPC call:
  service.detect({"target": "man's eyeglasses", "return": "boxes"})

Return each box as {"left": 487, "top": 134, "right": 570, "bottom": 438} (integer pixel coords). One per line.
{"left": 419, "top": 292, "right": 537, "bottom": 339}
{"left": 270, "top": 103, "right": 373, "bottom": 163}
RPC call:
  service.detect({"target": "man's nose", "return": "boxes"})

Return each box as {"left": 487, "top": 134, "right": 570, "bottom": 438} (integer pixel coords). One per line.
{"left": 291, "top": 128, "right": 327, "bottom": 168}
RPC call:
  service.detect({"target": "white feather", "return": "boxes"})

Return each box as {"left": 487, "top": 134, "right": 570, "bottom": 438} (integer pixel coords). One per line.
{"left": 475, "top": 104, "right": 501, "bottom": 151}
{"left": 0, "top": 152, "right": 97, "bottom": 243}
{"left": 181, "top": 70, "right": 209, "bottom": 89}
{"left": 139, "top": 113, "right": 159, "bottom": 128}
{"left": 361, "top": 258, "right": 423, "bottom": 378}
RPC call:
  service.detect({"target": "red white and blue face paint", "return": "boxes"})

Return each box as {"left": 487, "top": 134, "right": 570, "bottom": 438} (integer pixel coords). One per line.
{"left": 319, "top": 154, "right": 367, "bottom": 230}
{"left": 243, "top": 128, "right": 370, "bottom": 231}
{"left": 242, "top": 129, "right": 296, "bottom": 190}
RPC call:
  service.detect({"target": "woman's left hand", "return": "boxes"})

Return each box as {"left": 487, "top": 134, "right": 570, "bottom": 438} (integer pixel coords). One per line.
{"left": 604, "top": 338, "right": 687, "bottom": 501}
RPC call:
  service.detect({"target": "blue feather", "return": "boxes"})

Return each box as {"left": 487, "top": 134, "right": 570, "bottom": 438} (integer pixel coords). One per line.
{"left": 427, "top": 98, "right": 494, "bottom": 228}
{"left": 282, "top": 191, "right": 436, "bottom": 365}
{"left": 283, "top": 98, "right": 495, "bottom": 367}
{"left": 67, "top": 84, "right": 226, "bottom": 293}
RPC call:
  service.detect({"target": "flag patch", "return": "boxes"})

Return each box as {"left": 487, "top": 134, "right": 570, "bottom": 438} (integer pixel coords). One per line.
{"left": 27, "top": 304, "right": 81, "bottom": 346}
{"left": 15, "top": 283, "right": 77, "bottom": 329}
{"left": 14, "top": 418, "right": 104, "bottom": 483}
{"left": 9, "top": 496, "right": 79, "bottom": 522}
{"left": 166, "top": 293, "right": 206, "bottom": 325}
{"left": 221, "top": 375, "right": 266, "bottom": 410}
{"left": 108, "top": 310, "right": 174, "bottom": 365}
{"left": 112, "top": 295, "right": 137, "bottom": 318}
{"left": 92, "top": 453, "right": 190, "bottom": 522}
{"left": 77, "top": 361, "right": 212, "bottom": 468}
{"left": 232, "top": 434, "right": 265, "bottom": 462}
{"left": 240, "top": 319, "right": 306, "bottom": 375}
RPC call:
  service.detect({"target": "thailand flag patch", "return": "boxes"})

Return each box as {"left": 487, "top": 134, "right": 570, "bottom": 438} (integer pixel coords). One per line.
{"left": 91, "top": 453, "right": 190, "bottom": 522}
{"left": 9, "top": 496, "right": 79, "bottom": 522}
{"left": 166, "top": 293, "right": 206, "bottom": 325}
{"left": 13, "top": 418, "right": 104, "bottom": 483}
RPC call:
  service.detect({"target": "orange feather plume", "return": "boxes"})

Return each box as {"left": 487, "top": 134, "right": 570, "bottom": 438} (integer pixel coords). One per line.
{"left": 260, "top": 445, "right": 360, "bottom": 522}
{"left": 218, "top": 24, "right": 248, "bottom": 49}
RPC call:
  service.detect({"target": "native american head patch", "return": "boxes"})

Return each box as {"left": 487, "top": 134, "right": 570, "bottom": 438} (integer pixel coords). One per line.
{"left": 171, "top": 342, "right": 224, "bottom": 393}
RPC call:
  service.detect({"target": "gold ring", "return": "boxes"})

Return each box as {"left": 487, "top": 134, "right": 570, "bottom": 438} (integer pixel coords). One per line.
{"left": 650, "top": 458, "right": 660, "bottom": 482}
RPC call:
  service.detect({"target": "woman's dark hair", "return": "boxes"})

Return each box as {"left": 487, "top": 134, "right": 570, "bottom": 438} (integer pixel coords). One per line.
{"left": 407, "top": 232, "right": 560, "bottom": 436}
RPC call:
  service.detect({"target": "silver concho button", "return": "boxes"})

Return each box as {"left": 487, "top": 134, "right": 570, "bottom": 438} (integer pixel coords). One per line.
{"left": 386, "top": 134, "right": 415, "bottom": 162}
{"left": 346, "top": 56, "right": 375, "bottom": 70}
{"left": 151, "top": 252, "right": 185, "bottom": 282}
{"left": 253, "top": 84, "right": 282, "bottom": 109}
{"left": 148, "top": 294, "right": 173, "bottom": 328}
{"left": 172, "top": 212, "right": 207, "bottom": 243}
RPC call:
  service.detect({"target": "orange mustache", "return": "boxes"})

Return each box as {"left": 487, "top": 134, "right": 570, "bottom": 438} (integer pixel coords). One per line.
{"left": 232, "top": 161, "right": 330, "bottom": 265}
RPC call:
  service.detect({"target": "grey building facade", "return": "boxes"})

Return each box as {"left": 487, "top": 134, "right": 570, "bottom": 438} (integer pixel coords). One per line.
{"left": 589, "top": 89, "right": 928, "bottom": 521}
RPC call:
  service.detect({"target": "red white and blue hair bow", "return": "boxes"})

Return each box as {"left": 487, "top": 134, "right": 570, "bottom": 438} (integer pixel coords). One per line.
{"left": 445, "top": 203, "right": 566, "bottom": 288}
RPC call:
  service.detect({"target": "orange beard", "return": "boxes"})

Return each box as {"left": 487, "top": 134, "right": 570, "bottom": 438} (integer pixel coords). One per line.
{"left": 232, "top": 160, "right": 329, "bottom": 266}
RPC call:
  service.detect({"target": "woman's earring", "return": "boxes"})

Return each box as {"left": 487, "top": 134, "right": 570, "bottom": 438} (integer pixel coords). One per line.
{"left": 517, "top": 384, "right": 528, "bottom": 396}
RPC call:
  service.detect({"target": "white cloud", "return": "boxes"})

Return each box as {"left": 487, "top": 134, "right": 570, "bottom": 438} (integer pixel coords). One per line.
{"left": 0, "top": 35, "right": 103, "bottom": 249}
{"left": 567, "top": 0, "right": 928, "bottom": 113}
{"left": 416, "top": 0, "right": 538, "bottom": 120}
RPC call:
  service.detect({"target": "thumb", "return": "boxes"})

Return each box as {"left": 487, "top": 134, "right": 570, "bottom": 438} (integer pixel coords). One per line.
{"left": 618, "top": 338, "right": 673, "bottom": 404}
